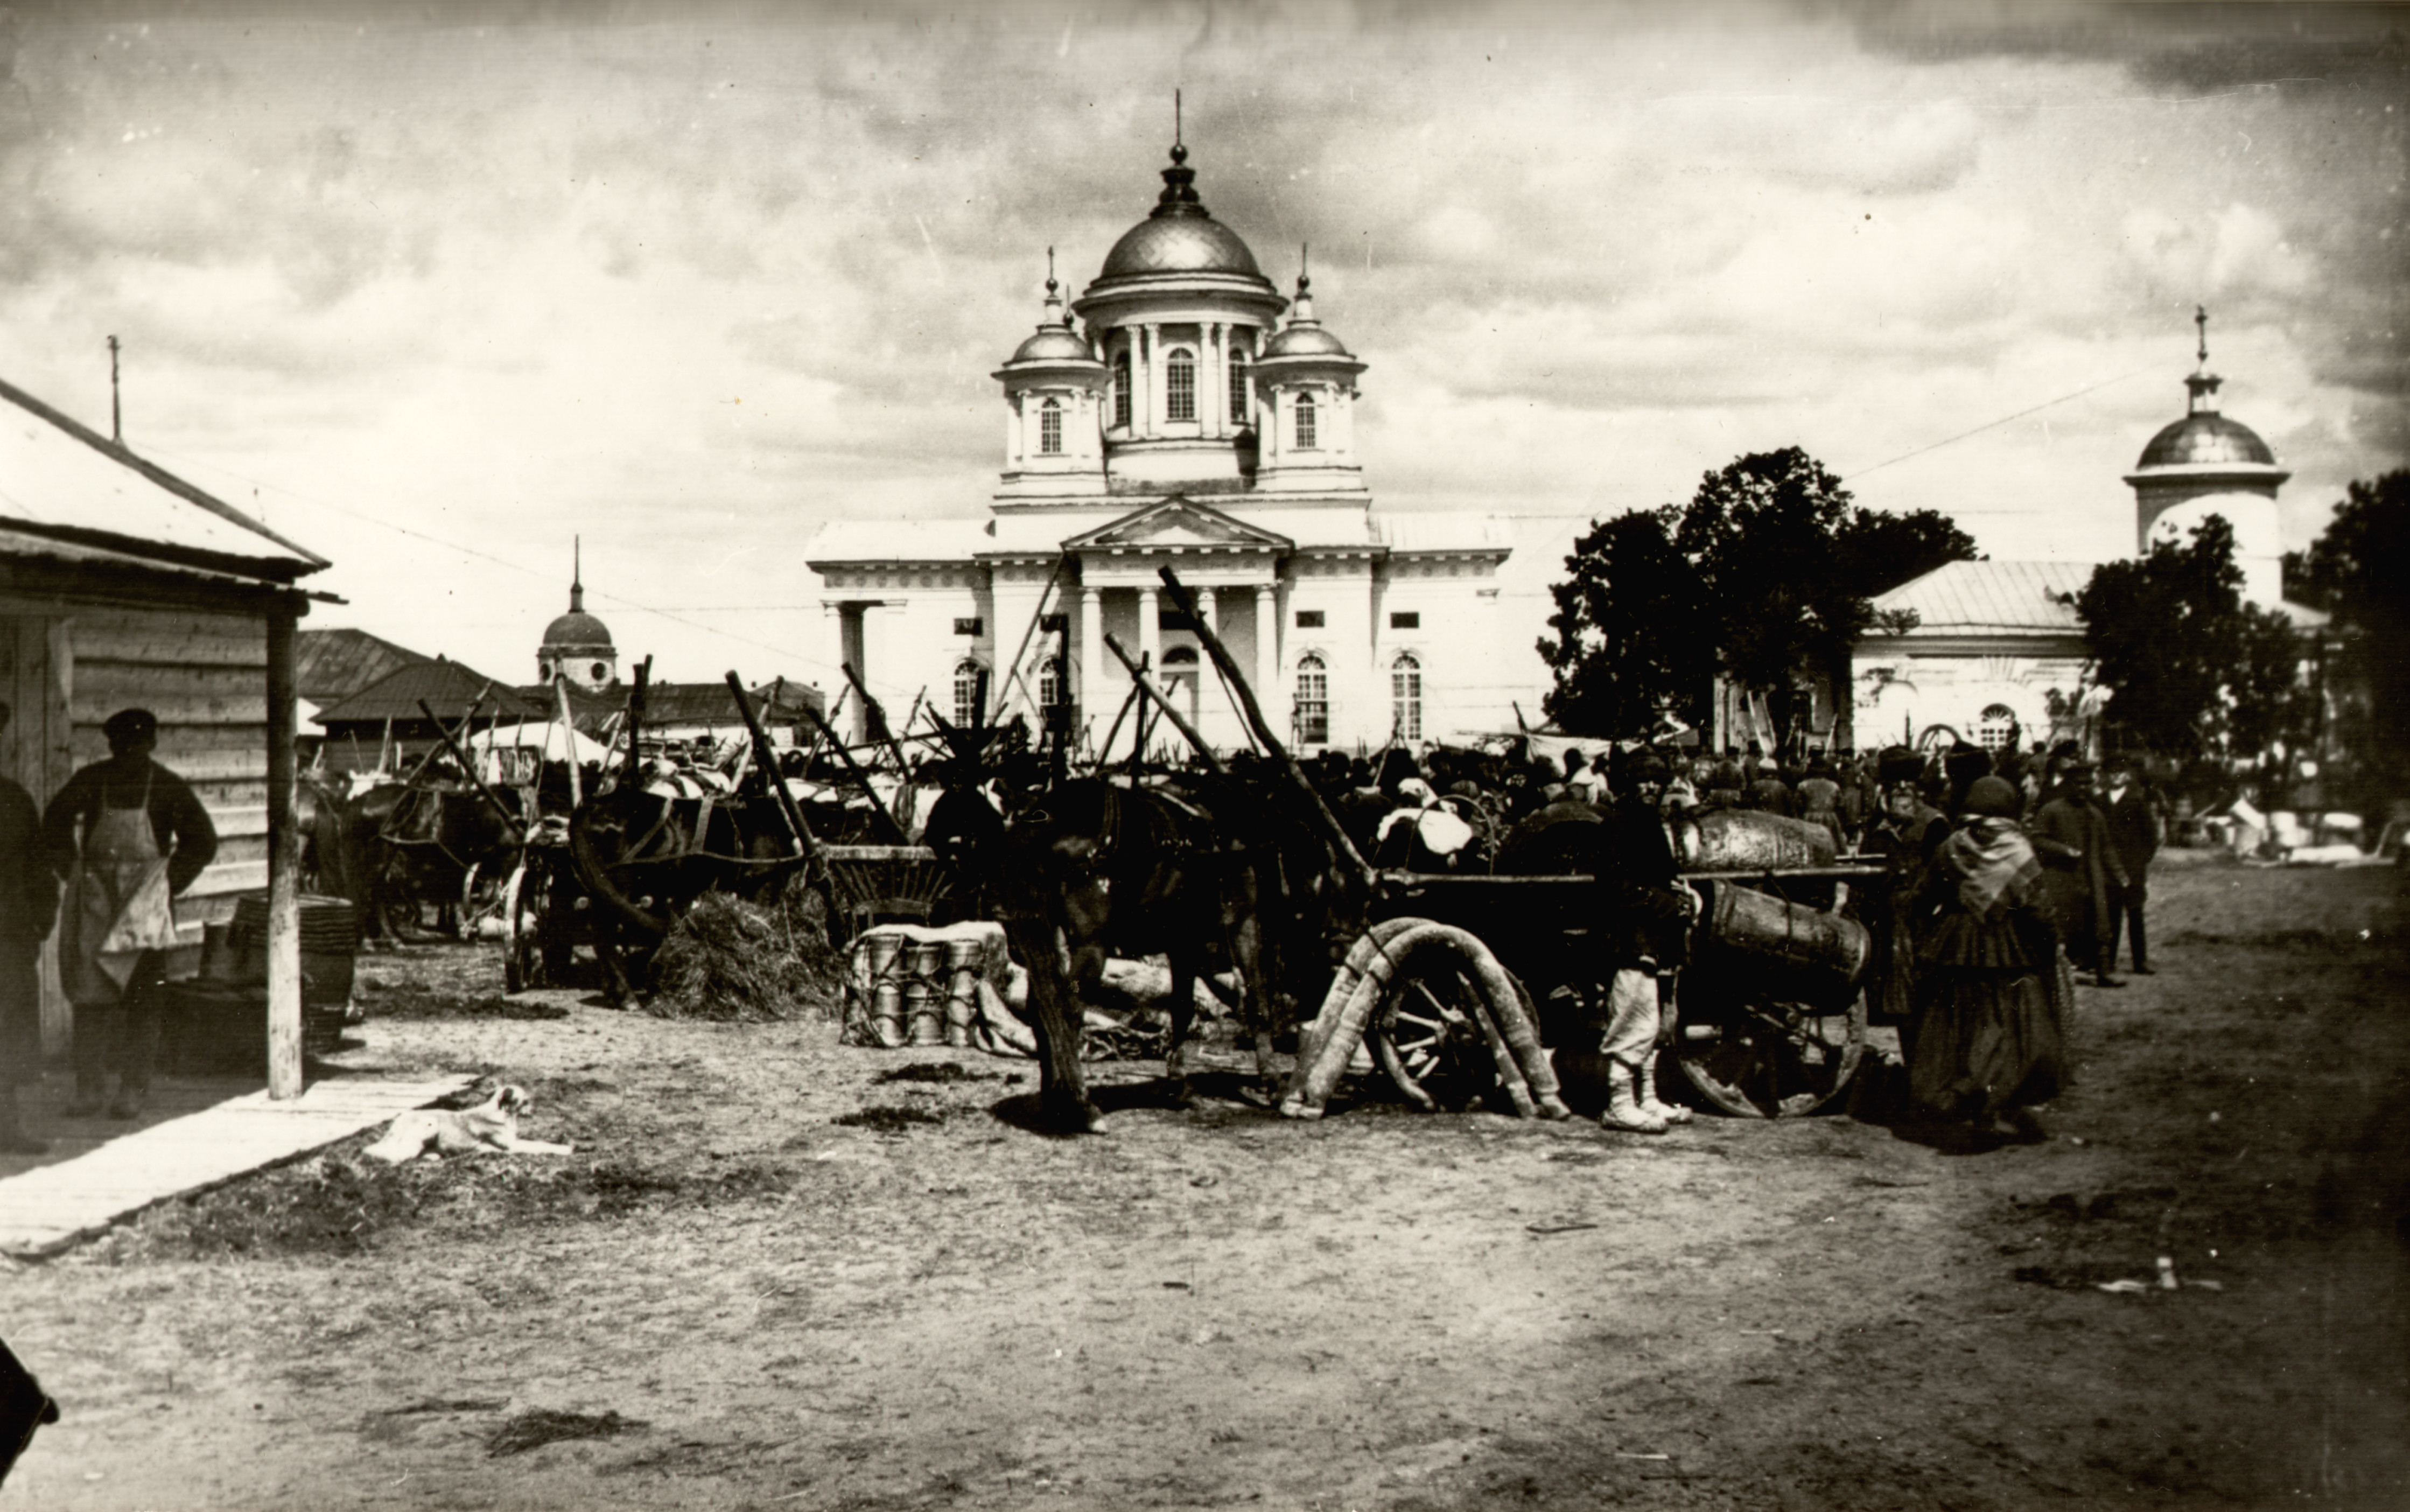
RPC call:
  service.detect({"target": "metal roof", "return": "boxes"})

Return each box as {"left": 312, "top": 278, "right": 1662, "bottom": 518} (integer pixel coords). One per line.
{"left": 0, "top": 375, "right": 328, "bottom": 581}
{"left": 1374, "top": 512, "right": 1511, "bottom": 555}
{"left": 295, "top": 628, "right": 430, "bottom": 706}
{"left": 313, "top": 657, "right": 542, "bottom": 725}
{"left": 1869, "top": 559, "right": 2092, "bottom": 634}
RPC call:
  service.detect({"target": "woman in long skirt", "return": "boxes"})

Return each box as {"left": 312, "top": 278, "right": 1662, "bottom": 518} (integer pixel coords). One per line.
{"left": 1908, "top": 775, "right": 2071, "bottom": 1142}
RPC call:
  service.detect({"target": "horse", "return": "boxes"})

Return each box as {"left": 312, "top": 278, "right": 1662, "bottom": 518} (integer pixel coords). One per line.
{"left": 320, "top": 777, "right": 526, "bottom": 940}
{"left": 929, "top": 769, "right": 1350, "bottom": 1133}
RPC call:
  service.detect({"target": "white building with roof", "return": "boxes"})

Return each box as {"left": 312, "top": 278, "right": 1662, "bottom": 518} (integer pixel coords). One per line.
{"left": 807, "top": 137, "right": 1511, "bottom": 757}
{"left": 1852, "top": 314, "right": 2325, "bottom": 754}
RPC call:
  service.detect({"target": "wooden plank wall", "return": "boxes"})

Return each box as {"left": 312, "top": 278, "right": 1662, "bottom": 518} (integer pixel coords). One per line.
{"left": 66, "top": 606, "right": 271, "bottom": 942}
{"left": 0, "top": 616, "right": 75, "bottom": 1051}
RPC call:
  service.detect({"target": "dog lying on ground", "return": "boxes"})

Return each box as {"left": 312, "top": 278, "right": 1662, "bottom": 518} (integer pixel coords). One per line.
{"left": 362, "top": 1084, "right": 574, "bottom": 1164}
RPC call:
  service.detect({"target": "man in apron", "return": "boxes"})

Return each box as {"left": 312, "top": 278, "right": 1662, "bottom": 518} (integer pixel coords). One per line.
{"left": 41, "top": 709, "right": 217, "bottom": 1119}
{"left": 0, "top": 702, "right": 60, "bottom": 1153}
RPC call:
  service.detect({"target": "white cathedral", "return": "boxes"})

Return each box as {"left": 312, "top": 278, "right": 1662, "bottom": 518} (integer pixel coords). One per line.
{"left": 807, "top": 138, "right": 1511, "bottom": 756}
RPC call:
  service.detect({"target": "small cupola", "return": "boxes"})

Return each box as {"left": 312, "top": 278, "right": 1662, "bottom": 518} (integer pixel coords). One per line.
{"left": 992, "top": 252, "right": 1109, "bottom": 499}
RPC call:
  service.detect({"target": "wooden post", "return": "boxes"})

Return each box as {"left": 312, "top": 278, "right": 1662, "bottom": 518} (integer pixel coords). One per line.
{"left": 265, "top": 603, "right": 303, "bottom": 1100}
{"left": 1102, "top": 633, "right": 1225, "bottom": 775}
{"left": 416, "top": 701, "right": 526, "bottom": 845}
{"left": 1093, "top": 674, "right": 1144, "bottom": 775}
{"left": 803, "top": 701, "right": 910, "bottom": 844}
{"left": 553, "top": 675, "right": 583, "bottom": 809}
{"left": 725, "top": 671, "right": 816, "bottom": 857}
{"left": 623, "top": 656, "right": 651, "bottom": 787}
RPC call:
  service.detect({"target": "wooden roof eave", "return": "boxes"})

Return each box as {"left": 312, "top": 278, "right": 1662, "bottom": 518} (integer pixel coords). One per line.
{"left": 0, "top": 544, "right": 336, "bottom": 618}
{"left": 0, "top": 373, "right": 331, "bottom": 573}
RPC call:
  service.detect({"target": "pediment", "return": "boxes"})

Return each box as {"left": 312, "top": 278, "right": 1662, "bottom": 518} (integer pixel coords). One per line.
{"left": 1062, "top": 495, "right": 1293, "bottom": 554}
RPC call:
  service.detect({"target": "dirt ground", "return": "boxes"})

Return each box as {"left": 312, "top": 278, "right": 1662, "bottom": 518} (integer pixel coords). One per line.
{"left": 1, "top": 855, "right": 2404, "bottom": 1511}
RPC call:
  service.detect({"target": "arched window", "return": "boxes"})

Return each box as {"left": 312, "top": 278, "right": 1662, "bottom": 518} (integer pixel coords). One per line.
{"left": 1391, "top": 652, "right": 1423, "bottom": 743}
{"left": 1112, "top": 349, "right": 1131, "bottom": 429}
{"left": 1295, "top": 393, "right": 1318, "bottom": 450}
{"left": 953, "top": 660, "right": 985, "bottom": 729}
{"left": 1038, "top": 397, "right": 1063, "bottom": 456}
{"left": 1295, "top": 654, "right": 1329, "bottom": 746}
{"left": 1975, "top": 703, "right": 2018, "bottom": 752}
{"left": 1228, "top": 348, "right": 1250, "bottom": 426}
{"left": 1038, "top": 654, "right": 1064, "bottom": 711}
{"left": 1165, "top": 347, "right": 1196, "bottom": 422}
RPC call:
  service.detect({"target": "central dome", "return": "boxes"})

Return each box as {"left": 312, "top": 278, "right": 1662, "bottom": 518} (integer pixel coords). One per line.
{"left": 2135, "top": 412, "right": 2276, "bottom": 470}
{"left": 1093, "top": 143, "right": 1267, "bottom": 283}
{"left": 1100, "top": 215, "right": 1263, "bottom": 279}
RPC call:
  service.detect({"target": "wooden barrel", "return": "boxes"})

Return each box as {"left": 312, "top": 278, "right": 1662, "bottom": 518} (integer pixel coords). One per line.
{"left": 1668, "top": 809, "right": 1838, "bottom": 874}
{"left": 1703, "top": 884, "right": 1869, "bottom": 1000}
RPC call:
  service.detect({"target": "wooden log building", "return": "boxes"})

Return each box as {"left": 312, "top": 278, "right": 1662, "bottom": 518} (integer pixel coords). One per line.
{"left": 0, "top": 373, "right": 330, "bottom": 1096}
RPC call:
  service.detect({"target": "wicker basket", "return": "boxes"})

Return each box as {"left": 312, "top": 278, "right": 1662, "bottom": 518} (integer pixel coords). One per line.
{"left": 820, "top": 845, "right": 954, "bottom": 936}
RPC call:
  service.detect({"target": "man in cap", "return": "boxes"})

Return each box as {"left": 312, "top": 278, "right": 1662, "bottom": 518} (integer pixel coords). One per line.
{"left": 2101, "top": 755, "right": 2160, "bottom": 976}
{"left": 0, "top": 703, "right": 59, "bottom": 1153}
{"left": 41, "top": 709, "right": 217, "bottom": 1119}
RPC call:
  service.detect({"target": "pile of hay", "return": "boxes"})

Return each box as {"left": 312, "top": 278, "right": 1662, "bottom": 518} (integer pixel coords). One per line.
{"left": 647, "top": 884, "right": 844, "bottom": 1022}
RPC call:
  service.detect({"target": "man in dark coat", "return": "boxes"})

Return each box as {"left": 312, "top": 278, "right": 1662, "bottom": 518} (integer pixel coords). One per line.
{"left": 0, "top": 703, "right": 60, "bottom": 1154}
{"left": 41, "top": 709, "right": 218, "bottom": 1119}
{"left": 2101, "top": 755, "right": 2160, "bottom": 975}
{"left": 2032, "top": 761, "right": 2129, "bottom": 989}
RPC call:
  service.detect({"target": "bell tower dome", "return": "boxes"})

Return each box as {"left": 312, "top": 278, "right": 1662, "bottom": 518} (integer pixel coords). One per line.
{"left": 2123, "top": 307, "right": 2289, "bottom": 606}
{"left": 537, "top": 539, "right": 618, "bottom": 692}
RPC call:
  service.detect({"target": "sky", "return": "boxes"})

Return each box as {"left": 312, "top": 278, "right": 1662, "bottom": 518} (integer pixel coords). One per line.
{"left": 0, "top": 0, "right": 2402, "bottom": 715}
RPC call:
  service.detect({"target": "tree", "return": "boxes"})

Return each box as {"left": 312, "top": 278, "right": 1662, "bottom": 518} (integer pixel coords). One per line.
{"left": 1539, "top": 447, "right": 1978, "bottom": 748}
{"left": 2285, "top": 468, "right": 2409, "bottom": 782}
{"left": 2076, "top": 514, "right": 2304, "bottom": 765}
{"left": 1536, "top": 508, "right": 1713, "bottom": 740}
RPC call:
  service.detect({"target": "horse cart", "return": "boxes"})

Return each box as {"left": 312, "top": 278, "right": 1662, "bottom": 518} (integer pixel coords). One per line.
{"left": 501, "top": 675, "right": 820, "bottom": 1002}
{"left": 1339, "top": 807, "right": 1888, "bottom": 1119}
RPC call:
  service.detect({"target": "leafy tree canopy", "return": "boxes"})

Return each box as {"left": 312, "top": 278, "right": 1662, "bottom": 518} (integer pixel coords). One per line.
{"left": 1539, "top": 446, "right": 1977, "bottom": 745}
{"left": 2076, "top": 514, "right": 2303, "bottom": 762}
{"left": 2283, "top": 468, "right": 2409, "bottom": 782}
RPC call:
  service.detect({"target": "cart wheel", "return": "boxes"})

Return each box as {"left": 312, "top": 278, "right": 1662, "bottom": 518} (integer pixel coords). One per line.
{"left": 460, "top": 858, "right": 508, "bottom": 943}
{"left": 1672, "top": 988, "right": 1867, "bottom": 1118}
{"left": 1370, "top": 959, "right": 1501, "bottom": 1112}
{"left": 503, "top": 857, "right": 551, "bottom": 993}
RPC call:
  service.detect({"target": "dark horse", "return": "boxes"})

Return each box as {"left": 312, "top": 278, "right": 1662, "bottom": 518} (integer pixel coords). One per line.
{"left": 315, "top": 778, "right": 525, "bottom": 939}
{"left": 929, "top": 769, "right": 1349, "bottom": 1133}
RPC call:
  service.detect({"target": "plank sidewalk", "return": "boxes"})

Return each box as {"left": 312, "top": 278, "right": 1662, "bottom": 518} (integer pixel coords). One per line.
{"left": 0, "top": 1074, "right": 475, "bottom": 1258}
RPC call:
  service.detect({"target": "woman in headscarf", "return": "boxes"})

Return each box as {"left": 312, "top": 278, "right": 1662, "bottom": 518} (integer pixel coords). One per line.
{"left": 1907, "top": 775, "right": 2071, "bottom": 1143}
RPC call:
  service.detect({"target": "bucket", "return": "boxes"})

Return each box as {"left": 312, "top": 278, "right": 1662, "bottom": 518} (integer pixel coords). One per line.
{"left": 862, "top": 930, "right": 907, "bottom": 981}
{"left": 1668, "top": 809, "right": 1838, "bottom": 874}
{"left": 904, "top": 939, "right": 949, "bottom": 984}
{"left": 871, "top": 981, "right": 907, "bottom": 1047}
{"left": 902, "top": 977, "right": 945, "bottom": 1046}
{"left": 941, "top": 936, "right": 985, "bottom": 1048}
{"left": 1702, "top": 884, "right": 1869, "bottom": 1000}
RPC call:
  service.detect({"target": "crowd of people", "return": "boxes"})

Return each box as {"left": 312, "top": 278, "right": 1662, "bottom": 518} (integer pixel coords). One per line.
{"left": 1308, "top": 732, "right": 2164, "bottom": 1146}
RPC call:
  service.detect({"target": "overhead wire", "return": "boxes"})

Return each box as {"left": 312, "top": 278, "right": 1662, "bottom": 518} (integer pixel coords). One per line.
{"left": 128, "top": 440, "right": 877, "bottom": 688}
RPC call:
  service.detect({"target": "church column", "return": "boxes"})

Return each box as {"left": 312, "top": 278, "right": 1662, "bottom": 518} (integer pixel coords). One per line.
{"left": 1143, "top": 323, "right": 1163, "bottom": 436}
{"left": 1078, "top": 582, "right": 1103, "bottom": 734}
{"left": 1253, "top": 583, "right": 1276, "bottom": 717}
{"left": 1195, "top": 583, "right": 1222, "bottom": 748}
{"left": 1138, "top": 584, "right": 1162, "bottom": 690}
{"left": 1206, "top": 323, "right": 1225, "bottom": 438}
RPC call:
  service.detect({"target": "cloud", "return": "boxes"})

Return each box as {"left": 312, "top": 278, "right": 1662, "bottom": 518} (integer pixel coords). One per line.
{"left": 0, "top": 0, "right": 2394, "bottom": 698}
